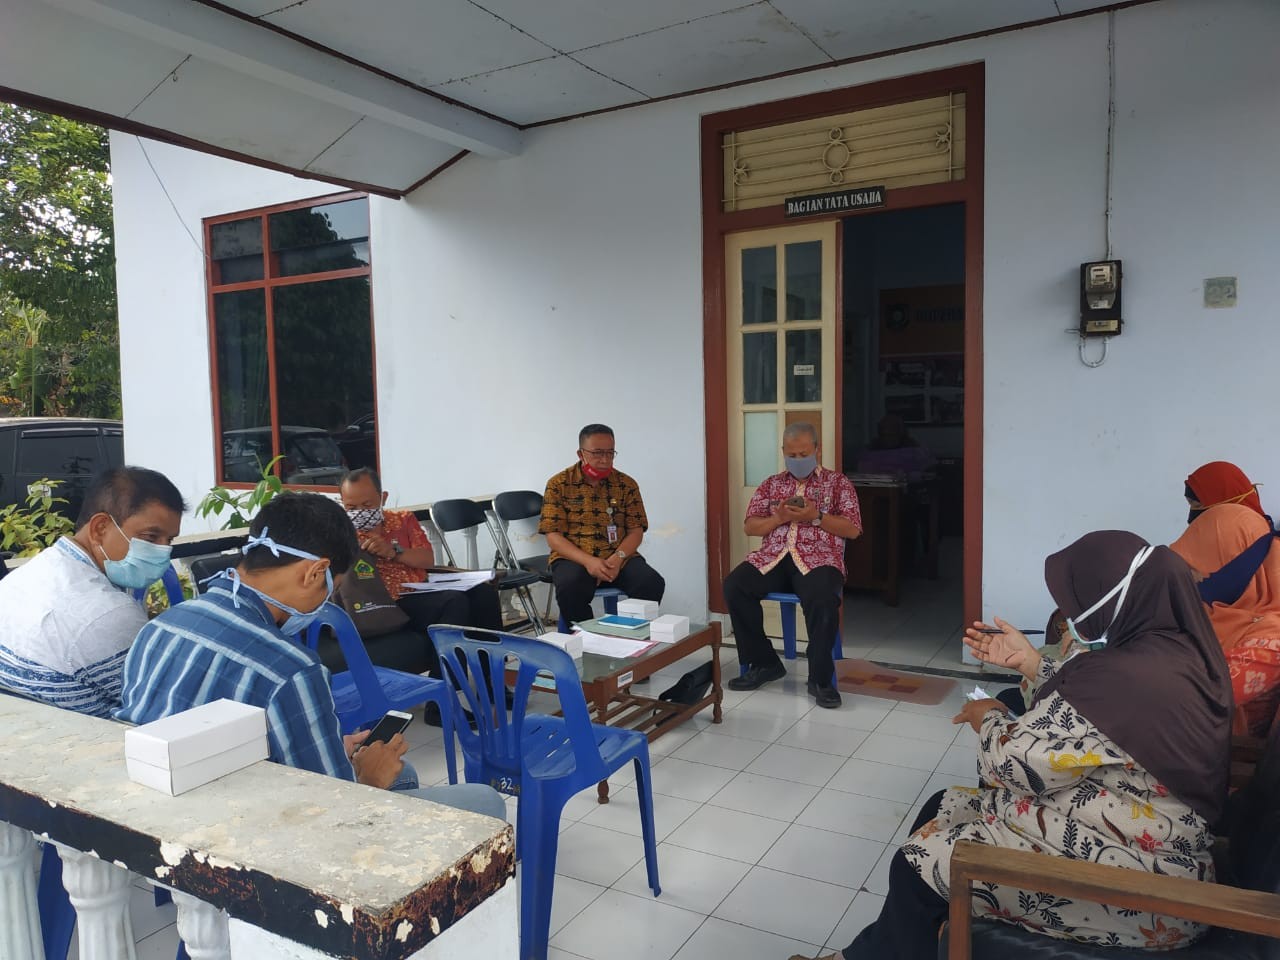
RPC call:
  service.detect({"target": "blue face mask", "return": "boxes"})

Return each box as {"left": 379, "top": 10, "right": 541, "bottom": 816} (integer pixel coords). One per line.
{"left": 785, "top": 454, "right": 818, "bottom": 479}
{"left": 99, "top": 518, "right": 173, "bottom": 590}
{"left": 230, "top": 528, "right": 333, "bottom": 636}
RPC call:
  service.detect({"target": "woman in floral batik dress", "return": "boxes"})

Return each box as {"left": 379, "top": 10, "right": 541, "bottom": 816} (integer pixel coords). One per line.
{"left": 798, "top": 531, "right": 1232, "bottom": 960}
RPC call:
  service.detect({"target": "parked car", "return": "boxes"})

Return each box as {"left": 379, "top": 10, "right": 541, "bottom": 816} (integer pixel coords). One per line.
{"left": 0, "top": 418, "right": 124, "bottom": 520}
{"left": 222, "top": 426, "right": 347, "bottom": 486}
{"left": 332, "top": 413, "right": 378, "bottom": 472}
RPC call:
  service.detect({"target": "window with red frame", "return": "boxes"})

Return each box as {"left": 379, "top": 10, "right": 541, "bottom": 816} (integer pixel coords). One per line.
{"left": 205, "top": 194, "right": 377, "bottom": 487}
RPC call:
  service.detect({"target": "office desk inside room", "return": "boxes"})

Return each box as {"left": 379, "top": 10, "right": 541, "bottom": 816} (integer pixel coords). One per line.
{"left": 844, "top": 476, "right": 905, "bottom": 605}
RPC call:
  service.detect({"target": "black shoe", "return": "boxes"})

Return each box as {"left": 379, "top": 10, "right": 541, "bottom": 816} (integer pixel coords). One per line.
{"left": 727, "top": 661, "right": 787, "bottom": 691}
{"left": 807, "top": 680, "right": 842, "bottom": 709}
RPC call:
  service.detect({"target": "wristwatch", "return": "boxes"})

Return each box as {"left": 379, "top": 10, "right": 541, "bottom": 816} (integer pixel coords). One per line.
{"left": 392, "top": 541, "right": 404, "bottom": 556}
{"left": 812, "top": 510, "right": 824, "bottom": 527}
{"left": 615, "top": 548, "right": 629, "bottom": 561}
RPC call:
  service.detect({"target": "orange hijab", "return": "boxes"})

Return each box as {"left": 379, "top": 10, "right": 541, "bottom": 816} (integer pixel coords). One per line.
{"left": 1170, "top": 504, "right": 1280, "bottom": 651}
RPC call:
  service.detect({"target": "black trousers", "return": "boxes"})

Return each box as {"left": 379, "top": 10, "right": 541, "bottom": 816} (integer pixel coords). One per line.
{"left": 722, "top": 555, "right": 843, "bottom": 685}
{"left": 551, "top": 554, "right": 666, "bottom": 625}
{"left": 843, "top": 790, "right": 949, "bottom": 960}
{"left": 397, "top": 582, "right": 502, "bottom": 675}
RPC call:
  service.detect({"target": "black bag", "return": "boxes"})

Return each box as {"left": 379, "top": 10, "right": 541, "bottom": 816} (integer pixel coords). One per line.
{"left": 658, "top": 662, "right": 713, "bottom": 707}
{"left": 337, "top": 551, "right": 411, "bottom": 638}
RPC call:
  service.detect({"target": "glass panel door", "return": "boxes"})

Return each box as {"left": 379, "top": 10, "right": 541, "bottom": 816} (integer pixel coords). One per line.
{"left": 726, "top": 222, "right": 837, "bottom": 574}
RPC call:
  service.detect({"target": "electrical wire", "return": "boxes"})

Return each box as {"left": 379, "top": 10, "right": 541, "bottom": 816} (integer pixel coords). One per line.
{"left": 1078, "top": 336, "right": 1109, "bottom": 368}
{"left": 1104, "top": 10, "right": 1116, "bottom": 260}
{"left": 135, "top": 136, "right": 208, "bottom": 260}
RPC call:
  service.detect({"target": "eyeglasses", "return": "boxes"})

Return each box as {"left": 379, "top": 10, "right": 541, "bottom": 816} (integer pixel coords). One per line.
{"left": 580, "top": 448, "right": 618, "bottom": 459}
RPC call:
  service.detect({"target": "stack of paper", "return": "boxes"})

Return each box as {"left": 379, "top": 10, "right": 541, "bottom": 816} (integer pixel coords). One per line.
{"left": 401, "top": 570, "right": 496, "bottom": 593}
{"left": 574, "top": 629, "right": 656, "bottom": 658}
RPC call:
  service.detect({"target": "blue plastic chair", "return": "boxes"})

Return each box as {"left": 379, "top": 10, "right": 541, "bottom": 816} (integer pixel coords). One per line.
{"left": 741, "top": 592, "right": 845, "bottom": 680}
{"left": 130, "top": 564, "right": 186, "bottom": 606}
{"left": 556, "top": 586, "right": 625, "bottom": 632}
{"left": 428, "top": 626, "right": 660, "bottom": 960}
{"left": 302, "top": 603, "right": 457, "bottom": 784}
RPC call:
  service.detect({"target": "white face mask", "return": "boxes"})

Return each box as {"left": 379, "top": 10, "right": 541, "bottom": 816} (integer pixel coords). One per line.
{"left": 1065, "top": 545, "right": 1154, "bottom": 647}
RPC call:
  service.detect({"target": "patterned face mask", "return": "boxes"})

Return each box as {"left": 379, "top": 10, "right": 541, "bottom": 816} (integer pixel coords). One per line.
{"left": 346, "top": 507, "right": 384, "bottom": 532}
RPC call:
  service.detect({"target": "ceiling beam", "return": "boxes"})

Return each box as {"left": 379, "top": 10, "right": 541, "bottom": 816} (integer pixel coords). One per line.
{"left": 36, "top": 0, "right": 523, "bottom": 157}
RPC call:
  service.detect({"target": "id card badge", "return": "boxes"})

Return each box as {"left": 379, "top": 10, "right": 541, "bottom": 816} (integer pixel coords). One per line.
{"left": 607, "top": 524, "right": 619, "bottom": 544}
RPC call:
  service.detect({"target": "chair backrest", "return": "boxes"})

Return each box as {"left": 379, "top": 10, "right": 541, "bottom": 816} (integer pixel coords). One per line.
{"left": 1229, "top": 719, "right": 1280, "bottom": 893}
{"left": 493, "top": 491, "right": 544, "bottom": 524}
{"left": 188, "top": 554, "right": 239, "bottom": 593}
{"left": 430, "top": 498, "right": 503, "bottom": 569}
{"left": 302, "top": 603, "right": 391, "bottom": 718}
{"left": 428, "top": 626, "right": 609, "bottom": 793}
{"left": 130, "top": 564, "right": 186, "bottom": 606}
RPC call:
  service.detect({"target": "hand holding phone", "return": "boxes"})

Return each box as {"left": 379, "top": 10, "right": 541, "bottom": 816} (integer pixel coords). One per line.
{"left": 360, "top": 709, "right": 413, "bottom": 749}
{"left": 784, "top": 495, "right": 806, "bottom": 508}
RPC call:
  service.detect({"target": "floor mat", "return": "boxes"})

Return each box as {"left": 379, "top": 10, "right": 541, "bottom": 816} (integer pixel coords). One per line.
{"left": 835, "top": 658, "right": 958, "bottom": 704}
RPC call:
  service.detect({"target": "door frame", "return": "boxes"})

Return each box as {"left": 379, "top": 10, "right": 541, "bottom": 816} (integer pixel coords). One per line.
{"left": 701, "top": 62, "right": 985, "bottom": 624}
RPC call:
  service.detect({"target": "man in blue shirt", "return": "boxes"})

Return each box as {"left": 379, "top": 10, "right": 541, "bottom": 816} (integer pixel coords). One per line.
{"left": 116, "top": 492, "right": 503, "bottom": 819}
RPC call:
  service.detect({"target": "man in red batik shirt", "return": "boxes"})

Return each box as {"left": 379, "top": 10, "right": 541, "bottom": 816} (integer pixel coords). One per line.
{"left": 724, "top": 422, "right": 861, "bottom": 708}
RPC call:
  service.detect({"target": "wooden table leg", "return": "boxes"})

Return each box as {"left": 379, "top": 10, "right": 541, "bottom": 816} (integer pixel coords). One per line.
{"left": 711, "top": 630, "right": 723, "bottom": 723}
{"left": 597, "top": 779, "right": 610, "bottom": 804}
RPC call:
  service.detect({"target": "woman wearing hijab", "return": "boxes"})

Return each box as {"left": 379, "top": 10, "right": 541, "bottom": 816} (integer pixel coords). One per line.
{"left": 1172, "top": 504, "right": 1280, "bottom": 736}
{"left": 1185, "top": 461, "right": 1265, "bottom": 525}
{"left": 799, "top": 532, "right": 1232, "bottom": 960}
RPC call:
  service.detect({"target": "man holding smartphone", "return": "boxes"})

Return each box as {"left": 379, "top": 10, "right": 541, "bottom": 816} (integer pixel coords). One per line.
{"left": 115, "top": 493, "right": 504, "bottom": 819}
{"left": 722, "top": 422, "right": 862, "bottom": 708}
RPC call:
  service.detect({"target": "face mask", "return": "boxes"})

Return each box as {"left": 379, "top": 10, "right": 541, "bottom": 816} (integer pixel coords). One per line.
{"left": 347, "top": 507, "right": 384, "bottom": 532}
{"left": 1065, "top": 545, "right": 1154, "bottom": 648}
{"left": 231, "top": 528, "right": 333, "bottom": 635}
{"left": 99, "top": 518, "right": 173, "bottom": 590}
{"left": 785, "top": 454, "right": 818, "bottom": 480}
{"left": 581, "top": 459, "right": 613, "bottom": 480}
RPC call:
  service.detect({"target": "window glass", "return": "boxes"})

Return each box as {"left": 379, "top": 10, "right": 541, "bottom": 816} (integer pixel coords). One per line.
{"left": 272, "top": 276, "right": 373, "bottom": 485}
{"left": 785, "top": 241, "right": 822, "bottom": 322}
{"left": 16, "top": 431, "right": 100, "bottom": 476}
{"left": 210, "top": 217, "right": 264, "bottom": 284}
{"left": 213, "top": 290, "right": 271, "bottom": 483}
{"left": 742, "top": 331, "right": 777, "bottom": 405}
{"left": 785, "top": 329, "right": 823, "bottom": 402}
{"left": 741, "top": 247, "right": 777, "bottom": 326}
{"left": 269, "top": 198, "right": 370, "bottom": 277}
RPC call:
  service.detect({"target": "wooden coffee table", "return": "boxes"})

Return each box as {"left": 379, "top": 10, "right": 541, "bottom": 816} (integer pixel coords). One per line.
{"left": 571, "top": 622, "right": 723, "bottom": 803}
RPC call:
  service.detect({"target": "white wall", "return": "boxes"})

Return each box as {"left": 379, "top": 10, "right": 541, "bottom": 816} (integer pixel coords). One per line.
{"left": 111, "top": 0, "right": 1280, "bottom": 626}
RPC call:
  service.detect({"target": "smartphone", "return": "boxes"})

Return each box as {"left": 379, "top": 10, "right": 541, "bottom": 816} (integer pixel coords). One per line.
{"left": 784, "top": 496, "right": 806, "bottom": 508}
{"left": 361, "top": 709, "right": 413, "bottom": 748}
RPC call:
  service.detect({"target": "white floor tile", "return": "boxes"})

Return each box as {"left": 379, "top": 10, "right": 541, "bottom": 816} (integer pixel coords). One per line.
{"left": 665, "top": 806, "right": 789, "bottom": 864}
{"left": 935, "top": 743, "right": 980, "bottom": 778}
{"left": 132, "top": 924, "right": 181, "bottom": 960}
{"left": 797, "top": 789, "right": 912, "bottom": 843}
{"left": 801, "top": 698, "right": 893, "bottom": 731}
{"left": 671, "top": 731, "right": 768, "bottom": 771}
{"left": 851, "top": 732, "right": 949, "bottom": 772}
{"left": 743, "top": 743, "right": 846, "bottom": 787}
{"left": 545, "top": 874, "right": 606, "bottom": 937}
{"left": 704, "top": 706, "right": 798, "bottom": 743}
{"left": 549, "top": 949, "right": 593, "bottom": 960}
{"left": 128, "top": 883, "right": 178, "bottom": 940}
{"left": 862, "top": 845, "right": 896, "bottom": 896}
{"left": 554, "top": 821, "right": 647, "bottom": 887}
{"left": 878, "top": 708, "right": 962, "bottom": 744}
{"left": 650, "top": 757, "right": 739, "bottom": 802}
{"left": 672, "top": 916, "right": 822, "bottom": 960}
{"left": 713, "top": 865, "right": 855, "bottom": 945}
{"left": 708, "top": 771, "right": 819, "bottom": 822}
{"left": 733, "top": 688, "right": 817, "bottom": 721}
{"left": 579, "top": 785, "right": 700, "bottom": 841}
{"left": 826, "top": 891, "right": 886, "bottom": 950}
{"left": 759, "top": 823, "right": 885, "bottom": 888}
{"left": 551, "top": 889, "right": 702, "bottom": 960}
{"left": 648, "top": 726, "right": 700, "bottom": 758}
{"left": 827, "top": 757, "right": 931, "bottom": 802}
{"left": 615, "top": 844, "right": 750, "bottom": 916}
{"left": 775, "top": 719, "right": 867, "bottom": 757}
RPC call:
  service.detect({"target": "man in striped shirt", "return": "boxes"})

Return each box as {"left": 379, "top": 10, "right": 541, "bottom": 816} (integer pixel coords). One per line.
{"left": 115, "top": 492, "right": 503, "bottom": 818}
{"left": 0, "top": 466, "right": 184, "bottom": 717}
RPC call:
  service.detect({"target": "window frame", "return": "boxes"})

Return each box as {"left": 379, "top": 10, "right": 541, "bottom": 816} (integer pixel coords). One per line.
{"left": 203, "top": 190, "right": 379, "bottom": 491}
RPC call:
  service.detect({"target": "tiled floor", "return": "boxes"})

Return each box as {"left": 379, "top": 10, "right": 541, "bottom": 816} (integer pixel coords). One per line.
{"left": 113, "top": 559, "right": 1015, "bottom": 960}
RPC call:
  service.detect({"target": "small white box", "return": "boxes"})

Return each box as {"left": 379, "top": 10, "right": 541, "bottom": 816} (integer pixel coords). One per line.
{"left": 125, "top": 699, "right": 268, "bottom": 796}
{"left": 616, "top": 599, "right": 660, "bottom": 620}
{"left": 649, "top": 614, "right": 690, "bottom": 642}
{"left": 537, "top": 631, "right": 583, "bottom": 660}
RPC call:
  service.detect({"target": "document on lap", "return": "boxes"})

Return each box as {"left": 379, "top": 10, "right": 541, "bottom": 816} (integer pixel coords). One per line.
{"left": 400, "top": 570, "right": 496, "bottom": 592}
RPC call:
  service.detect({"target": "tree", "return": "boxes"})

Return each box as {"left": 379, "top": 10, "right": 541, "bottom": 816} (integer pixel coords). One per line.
{"left": 0, "top": 103, "right": 120, "bottom": 417}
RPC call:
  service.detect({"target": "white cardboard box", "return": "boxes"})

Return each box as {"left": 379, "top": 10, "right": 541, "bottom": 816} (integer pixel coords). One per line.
{"left": 537, "top": 631, "right": 583, "bottom": 660}
{"left": 616, "top": 599, "right": 660, "bottom": 621}
{"left": 649, "top": 614, "right": 690, "bottom": 642}
{"left": 125, "top": 699, "right": 268, "bottom": 796}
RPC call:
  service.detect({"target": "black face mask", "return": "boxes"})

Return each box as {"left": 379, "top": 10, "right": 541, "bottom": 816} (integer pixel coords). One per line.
{"left": 1188, "top": 507, "right": 1203, "bottom": 525}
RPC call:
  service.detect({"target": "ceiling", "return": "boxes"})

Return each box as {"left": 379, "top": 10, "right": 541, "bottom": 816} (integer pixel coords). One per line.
{"left": 0, "top": 0, "right": 1132, "bottom": 196}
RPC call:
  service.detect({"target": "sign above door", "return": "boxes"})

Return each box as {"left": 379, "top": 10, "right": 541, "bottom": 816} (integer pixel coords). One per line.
{"left": 784, "top": 186, "right": 886, "bottom": 219}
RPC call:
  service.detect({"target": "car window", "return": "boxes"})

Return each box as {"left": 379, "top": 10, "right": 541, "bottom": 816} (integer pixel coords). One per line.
{"left": 17, "top": 430, "right": 101, "bottom": 477}
{"left": 102, "top": 428, "right": 124, "bottom": 466}
{"left": 287, "top": 434, "right": 343, "bottom": 467}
